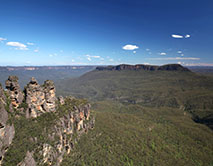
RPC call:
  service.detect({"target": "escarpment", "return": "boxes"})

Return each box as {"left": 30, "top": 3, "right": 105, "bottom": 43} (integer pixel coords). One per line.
{"left": 96, "top": 64, "right": 190, "bottom": 71}
{"left": 0, "top": 76, "right": 95, "bottom": 166}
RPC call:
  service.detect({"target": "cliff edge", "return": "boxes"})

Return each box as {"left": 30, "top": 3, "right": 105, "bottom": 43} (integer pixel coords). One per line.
{"left": 96, "top": 64, "right": 190, "bottom": 72}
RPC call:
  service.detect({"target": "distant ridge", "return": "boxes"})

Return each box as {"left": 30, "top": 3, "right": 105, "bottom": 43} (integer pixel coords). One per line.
{"left": 96, "top": 64, "right": 190, "bottom": 72}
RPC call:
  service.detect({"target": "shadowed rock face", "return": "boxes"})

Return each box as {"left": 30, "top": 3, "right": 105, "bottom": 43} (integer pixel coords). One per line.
{"left": 0, "top": 84, "right": 15, "bottom": 165}
{"left": 25, "top": 77, "right": 56, "bottom": 118}
{"left": 96, "top": 64, "right": 190, "bottom": 72}
{"left": 5, "top": 76, "right": 24, "bottom": 108}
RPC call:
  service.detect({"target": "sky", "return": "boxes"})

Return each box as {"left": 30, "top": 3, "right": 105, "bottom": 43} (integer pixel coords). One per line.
{"left": 0, "top": 0, "right": 213, "bottom": 66}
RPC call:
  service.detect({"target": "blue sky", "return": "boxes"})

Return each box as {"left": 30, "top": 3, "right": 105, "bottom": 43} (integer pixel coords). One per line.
{"left": 0, "top": 0, "right": 213, "bottom": 66}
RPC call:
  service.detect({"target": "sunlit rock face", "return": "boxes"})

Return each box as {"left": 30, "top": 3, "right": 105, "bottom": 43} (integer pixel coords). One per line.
{"left": 43, "top": 80, "right": 56, "bottom": 112}
{"left": 0, "top": 84, "right": 15, "bottom": 166}
{"left": 25, "top": 78, "right": 56, "bottom": 118}
{"left": 5, "top": 76, "right": 24, "bottom": 108}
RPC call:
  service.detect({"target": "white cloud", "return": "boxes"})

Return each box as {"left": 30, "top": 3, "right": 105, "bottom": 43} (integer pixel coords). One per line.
{"left": 149, "top": 57, "right": 200, "bottom": 60}
{"left": 109, "top": 59, "right": 114, "bottom": 62}
{"left": 87, "top": 57, "right": 92, "bottom": 61}
{"left": 6, "top": 42, "right": 28, "bottom": 50}
{"left": 122, "top": 44, "right": 139, "bottom": 50}
{"left": 27, "top": 42, "right": 34, "bottom": 45}
{"left": 0, "top": 37, "right": 7, "bottom": 41}
{"left": 185, "top": 34, "right": 190, "bottom": 38}
{"left": 181, "top": 54, "right": 184, "bottom": 56}
{"left": 177, "top": 51, "right": 182, "bottom": 54}
{"left": 71, "top": 59, "right": 75, "bottom": 62}
{"left": 146, "top": 48, "right": 150, "bottom": 51}
{"left": 172, "top": 34, "right": 191, "bottom": 39}
{"left": 171, "top": 34, "right": 184, "bottom": 38}
{"left": 49, "top": 54, "right": 53, "bottom": 57}
{"left": 133, "top": 51, "right": 136, "bottom": 54}
{"left": 159, "top": 52, "right": 166, "bottom": 55}
{"left": 34, "top": 49, "right": 39, "bottom": 53}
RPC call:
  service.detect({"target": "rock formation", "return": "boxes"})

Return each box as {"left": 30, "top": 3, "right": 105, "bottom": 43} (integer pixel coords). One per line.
{"left": 25, "top": 77, "right": 56, "bottom": 118}
{"left": 96, "top": 64, "right": 190, "bottom": 72}
{"left": 5, "top": 76, "right": 23, "bottom": 108}
{"left": 0, "top": 84, "right": 15, "bottom": 165}
{"left": 0, "top": 76, "right": 95, "bottom": 166}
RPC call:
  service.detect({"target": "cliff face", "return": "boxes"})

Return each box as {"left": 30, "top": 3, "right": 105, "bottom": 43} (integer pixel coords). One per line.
{"left": 0, "top": 76, "right": 95, "bottom": 166}
{"left": 25, "top": 78, "right": 56, "bottom": 118}
{"left": 0, "top": 84, "right": 15, "bottom": 165}
{"left": 96, "top": 64, "right": 190, "bottom": 72}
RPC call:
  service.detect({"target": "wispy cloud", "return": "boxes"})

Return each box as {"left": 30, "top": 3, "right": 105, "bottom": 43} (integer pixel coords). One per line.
{"left": 177, "top": 51, "right": 182, "bottom": 54}
{"left": 27, "top": 42, "right": 34, "bottom": 45}
{"left": 6, "top": 41, "right": 28, "bottom": 50}
{"left": 85, "top": 54, "right": 101, "bottom": 60}
{"left": 185, "top": 63, "right": 213, "bottom": 66}
{"left": 133, "top": 51, "right": 136, "bottom": 54}
{"left": 109, "top": 59, "right": 114, "bottom": 62}
{"left": 87, "top": 57, "right": 92, "bottom": 61}
{"left": 0, "top": 37, "right": 7, "bottom": 42}
{"left": 34, "top": 49, "right": 39, "bottom": 53}
{"left": 122, "top": 44, "right": 139, "bottom": 50}
{"left": 149, "top": 57, "right": 200, "bottom": 60}
{"left": 146, "top": 48, "right": 150, "bottom": 51}
{"left": 159, "top": 52, "right": 166, "bottom": 55}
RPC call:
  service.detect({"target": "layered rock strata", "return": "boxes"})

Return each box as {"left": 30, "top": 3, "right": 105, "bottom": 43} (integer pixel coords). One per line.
{"left": 25, "top": 77, "right": 56, "bottom": 118}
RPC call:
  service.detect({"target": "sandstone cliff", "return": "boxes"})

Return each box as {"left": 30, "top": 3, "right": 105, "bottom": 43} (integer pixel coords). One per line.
{"left": 0, "top": 83, "right": 15, "bottom": 165}
{"left": 0, "top": 76, "right": 95, "bottom": 166}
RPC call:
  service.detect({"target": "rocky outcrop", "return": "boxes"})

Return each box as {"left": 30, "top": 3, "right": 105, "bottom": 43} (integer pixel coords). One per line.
{"left": 5, "top": 76, "right": 23, "bottom": 108}
{"left": 37, "top": 102, "right": 94, "bottom": 166}
{"left": 96, "top": 64, "right": 190, "bottom": 72}
{"left": 0, "top": 84, "right": 15, "bottom": 165}
{"left": 25, "top": 77, "right": 56, "bottom": 118}
{"left": 0, "top": 76, "right": 95, "bottom": 166}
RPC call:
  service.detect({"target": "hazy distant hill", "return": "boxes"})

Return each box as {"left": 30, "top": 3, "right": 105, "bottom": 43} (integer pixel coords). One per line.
{"left": 0, "top": 66, "right": 96, "bottom": 89}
